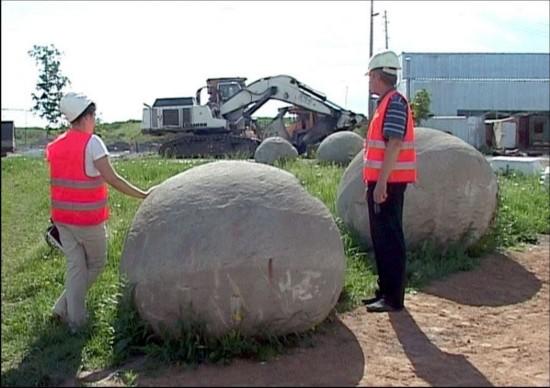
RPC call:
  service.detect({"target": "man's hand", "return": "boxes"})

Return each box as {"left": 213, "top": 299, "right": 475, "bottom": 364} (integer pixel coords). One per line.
{"left": 373, "top": 180, "right": 388, "bottom": 204}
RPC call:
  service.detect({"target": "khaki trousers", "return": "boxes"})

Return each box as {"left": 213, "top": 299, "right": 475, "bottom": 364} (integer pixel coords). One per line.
{"left": 52, "top": 222, "right": 107, "bottom": 329}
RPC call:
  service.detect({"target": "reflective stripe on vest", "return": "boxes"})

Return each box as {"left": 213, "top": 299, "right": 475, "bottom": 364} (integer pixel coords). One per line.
{"left": 52, "top": 198, "right": 108, "bottom": 211}
{"left": 51, "top": 177, "right": 105, "bottom": 189}
{"left": 46, "top": 129, "right": 109, "bottom": 225}
{"left": 365, "top": 139, "right": 415, "bottom": 150}
{"left": 363, "top": 160, "right": 417, "bottom": 170}
{"left": 363, "top": 90, "right": 417, "bottom": 183}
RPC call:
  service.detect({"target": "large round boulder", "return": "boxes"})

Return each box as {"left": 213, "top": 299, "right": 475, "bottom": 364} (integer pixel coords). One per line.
{"left": 254, "top": 137, "right": 298, "bottom": 165}
{"left": 121, "top": 161, "right": 345, "bottom": 338}
{"left": 316, "top": 131, "right": 364, "bottom": 166}
{"left": 336, "top": 127, "right": 498, "bottom": 249}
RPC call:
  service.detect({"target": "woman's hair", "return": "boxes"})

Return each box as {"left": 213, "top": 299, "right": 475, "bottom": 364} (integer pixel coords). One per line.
{"left": 72, "top": 103, "right": 96, "bottom": 125}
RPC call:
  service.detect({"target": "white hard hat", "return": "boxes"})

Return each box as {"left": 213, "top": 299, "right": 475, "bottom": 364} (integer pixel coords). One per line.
{"left": 60, "top": 92, "right": 94, "bottom": 122}
{"left": 366, "top": 50, "right": 401, "bottom": 76}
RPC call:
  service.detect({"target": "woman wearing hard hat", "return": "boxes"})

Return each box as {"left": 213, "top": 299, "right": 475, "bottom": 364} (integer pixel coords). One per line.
{"left": 45, "top": 92, "right": 156, "bottom": 332}
{"left": 362, "top": 51, "right": 417, "bottom": 312}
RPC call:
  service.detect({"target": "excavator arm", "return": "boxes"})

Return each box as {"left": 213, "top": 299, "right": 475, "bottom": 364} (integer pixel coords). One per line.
{"left": 220, "top": 75, "right": 364, "bottom": 129}
{"left": 220, "top": 75, "right": 332, "bottom": 117}
{"left": 219, "top": 75, "right": 366, "bottom": 153}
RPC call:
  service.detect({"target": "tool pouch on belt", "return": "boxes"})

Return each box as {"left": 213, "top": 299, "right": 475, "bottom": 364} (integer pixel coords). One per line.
{"left": 45, "top": 218, "right": 63, "bottom": 251}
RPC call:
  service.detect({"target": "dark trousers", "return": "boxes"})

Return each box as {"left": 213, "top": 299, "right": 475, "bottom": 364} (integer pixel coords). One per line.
{"left": 367, "top": 182, "right": 408, "bottom": 308}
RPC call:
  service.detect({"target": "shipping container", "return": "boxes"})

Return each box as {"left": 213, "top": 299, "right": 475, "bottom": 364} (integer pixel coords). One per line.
{"left": 1, "top": 121, "right": 15, "bottom": 156}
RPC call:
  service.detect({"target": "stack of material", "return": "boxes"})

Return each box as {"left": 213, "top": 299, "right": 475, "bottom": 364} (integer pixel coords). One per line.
{"left": 541, "top": 166, "right": 550, "bottom": 186}
{"left": 488, "top": 156, "right": 545, "bottom": 175}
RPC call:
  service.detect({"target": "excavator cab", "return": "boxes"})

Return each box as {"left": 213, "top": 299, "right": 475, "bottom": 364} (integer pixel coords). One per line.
{"left": 195, "top": 77, "right": 247, "bottom": 116}
{"left": 206, "top": 78, "right": 247, "bottom": 111}
{"left": 218, "top": 81, "right": 244, "bottom": 102}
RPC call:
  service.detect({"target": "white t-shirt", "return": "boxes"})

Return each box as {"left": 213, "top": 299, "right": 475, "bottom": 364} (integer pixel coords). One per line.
{"left": 85, "top": 135, "right": 109, "bottom": 177}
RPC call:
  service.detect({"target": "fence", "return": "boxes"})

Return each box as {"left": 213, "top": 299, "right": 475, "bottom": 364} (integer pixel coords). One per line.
{"left": 1, "top": 108, "right": 52, "bottom": 149}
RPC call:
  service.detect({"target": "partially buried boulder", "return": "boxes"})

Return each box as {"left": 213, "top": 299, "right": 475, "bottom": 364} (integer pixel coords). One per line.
{"left": 336, "top": 127, "right": 498, "bottom": 249}
{"left": 254, "top": 137, "right": 298, "bottom": 165}
{"left": 121, "top": 160, "right": 345, "bottom": 338}
{"left": 316, "top": 131, "right": 364, "bottom": 166}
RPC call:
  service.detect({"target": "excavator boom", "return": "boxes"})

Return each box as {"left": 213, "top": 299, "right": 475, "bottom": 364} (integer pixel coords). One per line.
{"left": 221, "top": 75, "right": 335, "bottom": 117}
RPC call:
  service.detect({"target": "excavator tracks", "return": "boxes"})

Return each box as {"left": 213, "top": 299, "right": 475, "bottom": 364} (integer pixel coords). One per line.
{"left": 158, "top": 134, "right": 260, "bottom": 159}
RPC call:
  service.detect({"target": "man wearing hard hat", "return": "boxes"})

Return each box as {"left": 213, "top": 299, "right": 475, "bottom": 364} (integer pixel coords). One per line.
{"left": 45, "top": 92, "right": 156, "bottom": 332}
{"left": 362, "top": 51, "right": 417, "bottom": 312}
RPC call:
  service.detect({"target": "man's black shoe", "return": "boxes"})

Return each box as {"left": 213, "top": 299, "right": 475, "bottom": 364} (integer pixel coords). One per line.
{"left": 361, "top": 289, "right": 383, "bottom": 305}
{"left": 361, "top": 295, "right": 382, "bottom": 305}
{"left": 366, "top": 298, "right": 402, "bottom": 313}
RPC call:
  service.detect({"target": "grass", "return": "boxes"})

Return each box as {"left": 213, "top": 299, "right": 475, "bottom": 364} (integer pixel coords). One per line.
{"left": 13, "top": 116, "right": 286, "bottom": 150}
{"left": 13, "top": 120, "right": 159, "bottom": 149}
{"left": 1, "top": 155, "right": 549, "bottom": 386}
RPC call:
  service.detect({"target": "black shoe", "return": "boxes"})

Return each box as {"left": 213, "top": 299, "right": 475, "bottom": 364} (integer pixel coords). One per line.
{"left": 361, "top": 289, "right": 383, "bottom": 305}
{"left": 366, "top": 298, "right": 402, "bottom": 313}
{"left": 361, "top": 295, "right": 382, "bottom": 305}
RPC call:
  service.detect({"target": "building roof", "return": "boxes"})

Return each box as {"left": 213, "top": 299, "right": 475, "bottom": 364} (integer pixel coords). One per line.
{"left": 153, "top": 97, "right": 195, "bottom": 107}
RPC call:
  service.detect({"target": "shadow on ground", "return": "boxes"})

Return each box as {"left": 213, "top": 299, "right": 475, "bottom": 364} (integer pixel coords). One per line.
{"left": 95, "top": 316, "right": 366, "bottom": 387}
{"left": 421, "top": 251, "right": 542, "bottom": 307}
{"left": 1, "top": 322, "right": 87, "bottom": 387}
{"left": 389, "top": 308, "right": 493, "bottom": 387}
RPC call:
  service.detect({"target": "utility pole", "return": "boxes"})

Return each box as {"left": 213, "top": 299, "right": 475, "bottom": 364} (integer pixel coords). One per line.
{"left": 384, "top": 10, "right": 388, "bottom": 49}
{"left": 369, "top": 0, "right": 379, "bottom": 58}
{"left": 368, "top": 0, "right": 379, "bottom": 120}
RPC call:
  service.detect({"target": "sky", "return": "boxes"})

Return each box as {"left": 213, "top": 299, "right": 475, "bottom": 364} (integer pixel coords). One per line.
{"left": 2, "top": 0, "right": 549, "bottom": 128}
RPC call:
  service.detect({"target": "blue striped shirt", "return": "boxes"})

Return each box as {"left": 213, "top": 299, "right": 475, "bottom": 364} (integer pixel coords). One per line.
{"left": 378, "top": 92, "right": 409, "bottom": 140}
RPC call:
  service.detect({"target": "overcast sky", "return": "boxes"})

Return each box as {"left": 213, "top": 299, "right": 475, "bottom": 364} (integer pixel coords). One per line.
{"left": 2, "top": 0, "right": 549, "bottom": 127}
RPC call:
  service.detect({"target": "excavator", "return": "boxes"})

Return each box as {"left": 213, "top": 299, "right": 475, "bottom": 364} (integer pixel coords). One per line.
{"left": 141, "top": 75, "right": 366, "bottom": 158}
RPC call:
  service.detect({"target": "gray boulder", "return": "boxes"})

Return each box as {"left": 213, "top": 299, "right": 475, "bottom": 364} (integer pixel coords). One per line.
{"left": 121, "top": 161, "right": 345, "bottom": 338}
{"left": 336, "top": 127, "right": 498, "bottom": 249}
{"left": 317, "top": 131, "right": 364, "bottom": 166}
{"left": 254, "top": 137, "right": 298, "bottom": 165}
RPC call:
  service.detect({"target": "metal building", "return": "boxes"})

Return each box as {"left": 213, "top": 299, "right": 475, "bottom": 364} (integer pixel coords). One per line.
{"left": 396, "top": 52, "right": 550, "bottom": 150}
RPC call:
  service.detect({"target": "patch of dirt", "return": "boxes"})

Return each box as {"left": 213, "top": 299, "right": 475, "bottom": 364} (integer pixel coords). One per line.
{"left": 78, "top": 236, "right": 549, "bottom": 386}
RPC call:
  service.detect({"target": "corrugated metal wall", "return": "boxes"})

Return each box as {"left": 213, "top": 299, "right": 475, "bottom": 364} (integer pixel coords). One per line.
{"left": 397, "top": 53, "right": 550, "bottom": 116}
{"left": 399, "top": 52, "right": 550, "bottom": 80}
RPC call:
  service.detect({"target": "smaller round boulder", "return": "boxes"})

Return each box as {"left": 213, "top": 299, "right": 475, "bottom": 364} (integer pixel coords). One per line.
{"left": 316, "top": 131, "right": 364, "bottom": 166}
{"left": 254, "top": 137, "right": 298, "bottom": 165}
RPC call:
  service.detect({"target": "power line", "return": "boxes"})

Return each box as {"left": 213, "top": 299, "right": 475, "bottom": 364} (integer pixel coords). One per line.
{"left": 384, "top": 10, "right": 388, "bottom": 49}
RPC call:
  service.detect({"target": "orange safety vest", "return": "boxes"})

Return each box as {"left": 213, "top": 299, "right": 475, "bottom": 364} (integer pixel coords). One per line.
{"left": 46, "top": 129, "right": 109, "bottom": 225}
{"left": 363, "top": 90, "right": 417, "bottom": 183}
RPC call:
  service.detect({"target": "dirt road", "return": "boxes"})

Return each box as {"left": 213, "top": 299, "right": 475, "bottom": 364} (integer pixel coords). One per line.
{"left": 78, "top": 235, "right": 549, "bottom": 387}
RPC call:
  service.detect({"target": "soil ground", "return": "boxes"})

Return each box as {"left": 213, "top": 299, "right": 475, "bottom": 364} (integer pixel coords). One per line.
{"left": 74, "top": 235, "right": 549, "bottom": 387}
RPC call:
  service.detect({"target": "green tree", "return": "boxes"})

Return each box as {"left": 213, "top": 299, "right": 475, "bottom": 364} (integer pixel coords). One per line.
{"left": 411, "top": 89, "right": 432, "bottom": 126}
{"left": 28, "top": 44, "right": 71, "bottom": 131}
